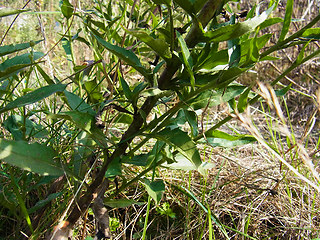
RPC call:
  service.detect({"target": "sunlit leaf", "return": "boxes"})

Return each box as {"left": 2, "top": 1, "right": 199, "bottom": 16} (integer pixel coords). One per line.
{"left": 61, "top": 0, "right": 74, "bottom": 19}
{"left": 278, "top": 0, "right": 293, "bottom": 41}
{"left": 0, "top": 139, "right": 62, "bottom": 176}
{"left": 203, "top": 5, "right": 274, "bottom": 43}
{"left": 143, "top": 178, "right": 165, "bottom": 204}
{"left": 0, "top": 8, "right": 30, "bottom": 18}
{"left": 155, "top": 128, "right": 202, "bottom": 170}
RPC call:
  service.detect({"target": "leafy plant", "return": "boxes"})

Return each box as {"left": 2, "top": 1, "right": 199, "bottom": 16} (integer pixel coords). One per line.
{"left": 0, "top": 0, "right": 320, "bottom": 239}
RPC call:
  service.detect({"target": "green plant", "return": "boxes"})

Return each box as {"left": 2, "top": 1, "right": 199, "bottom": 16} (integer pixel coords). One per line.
{"left": 0, "top": 0, "right": 320, "bottom": 239}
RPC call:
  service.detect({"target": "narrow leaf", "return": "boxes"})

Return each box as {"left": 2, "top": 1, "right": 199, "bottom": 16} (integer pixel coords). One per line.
{"left": 202, "top": 130, "right": 256, "bottom": 147}
{"left": 0, "top": 52, "right": 44, "bottom": 81}
{"left": 278, "top": 0, "right": 293, "bottom": 41}
{"left": 126, "top": 29, "right": 172, "bottom": 60}
{"left": 176, "top": 31, "right": 195, "bottom": 88}
{"left": 0, "top": 8, "right": 30, "bottom": 18}
{"left": 104, "top": 199, "right": 143, "bottom": 208}
{"left": 0, "top": 139, "right": 62, "bottom": 176}
{"left": 237, "top": 87, "right": 251, "bottom": 112}
{"left": 93, "top": 34, "right": 151, "bottom": 79}
{"left": 0, "top": 84, "right": 67, "bottom": 114}
{"left": 0, "top": 40, "right": 43, "bottom": 57}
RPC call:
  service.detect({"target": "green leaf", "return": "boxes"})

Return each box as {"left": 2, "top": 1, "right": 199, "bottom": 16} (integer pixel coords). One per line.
{"left": 0, "top": 52, "right": 44, "bottom": 81}
{"left": 120, "top": 76, "right": 132, "bottom": 100}
{"left": 259, "top": 17, "right": 283, "bottom": 30}
{"left": 278, "top": 0, "right": 293, "bottom": 41}
{"left": 105, "top": 157, "right": 122, "bottom": 178}
{"left": 36, "top": 65, "right": 55, "bottom": 85}
{"left": 162, "top": 153, "right": 215, "bottom": 171}
{"left": 0, "top": 8, "right": 30, "bottom": 18}
{"left": 3, "top": 115, "right": 49, "bottom": 140}
{"left": 126, "top": 29, "right": 171, "bottom": 60}
{"left": 188, "top": 85, "right": 246, "bottom": 109}
{"left": 0, "top": 139, "right": 62, "bottom": 176}
{"left": 196, "top": 49, "right": 228, "bottom": 72}
{"left": 104, "top": 199, "right": 144, "bottom": 208}
{"left": 63, "top": 90, "right": 96, "bottom": 115}
{"left": 0, "top": 84, "right": 67, "bottom": 114}
{"left": 28, "top": 192, "right": 62, "bottom": 214}
{"left": 176, "top": 31, "right": 195, "bottom": 88}
{"left": 151, "top": 0, "right": 171, "bottom": 5}
{"left": 155, "top": 128, "right": 202, "bottom": 170}
{"left": 302, "top": 28, "right": 320, "bottom": 39}
{"left": 296, "top": 41, "right": 310, "bottom": 64}
{"left": 61, "top": 0, "right": 74, "bottom": 19}
{"left": 0, "top": 40, "right": 43, "bottom": 57}
{"left": 173, "top": 0, "right": 207, "bottom": 15}
{"left": 50, "top": 111, "right": 108, "bottom": 147}
{"left": 202, "top": 130, "right": 256, "bottom": 147}
{"left": 237, "top": 87, "right": 251, "bottom": 112}
{"left": 183, "top": 110, "right": 198, "bottom": 137}
{"left": 62, "top": 38, "right": 72, "bottom": 61}
{"left": 143, "top": 178, "right": 165, "bottom": 204}
{"left": 275, "top": 84, "right": 291, "bottom": 96}
{"left": 203, "top": 5, "right": 274, "bottom": 43}
{"left": 93, "top": 34, "right": 152, "bottom": 80}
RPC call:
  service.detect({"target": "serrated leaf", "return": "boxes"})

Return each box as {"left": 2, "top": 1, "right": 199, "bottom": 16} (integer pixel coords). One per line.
{"left": 126, "top": 29, "right": 171, "bottom": 60}
{"left": 104, "top": 199, "right": 143, "bottom": 208}
{"left": 0, "top": 84, "right": 67, "bottom": 114}
{"left": 0, "top": 139, "right": 62, "bottom": 176}
{"left": 61, "top": 0, "right": 74, "bottom": 19}
{"left": 0, "top": 52, "right": 44, "bottom": 81}
{"left": 93, "top": 34, "right": 152, "bottom": 80}
{"left": 278, "top": 0, "right": 293, "bottom": 41}
{"left": 203, "top": 5, "right": 274, "bottom": 43}
{"left": 155, "top": 128, "right": 202, "bottom": 170}
{"left": 0, "top": 8, "right": 30, "bottom": 18}
{"left": 0, "top": 40, "right": 43, "bottom": 57}
{"left": 143, "top": 178, "right": 165, "bottom": 204}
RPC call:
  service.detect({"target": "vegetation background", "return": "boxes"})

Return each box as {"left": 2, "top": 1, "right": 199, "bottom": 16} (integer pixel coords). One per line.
{"left": 0, "top": 0, "right": 320, "bottom": 239}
